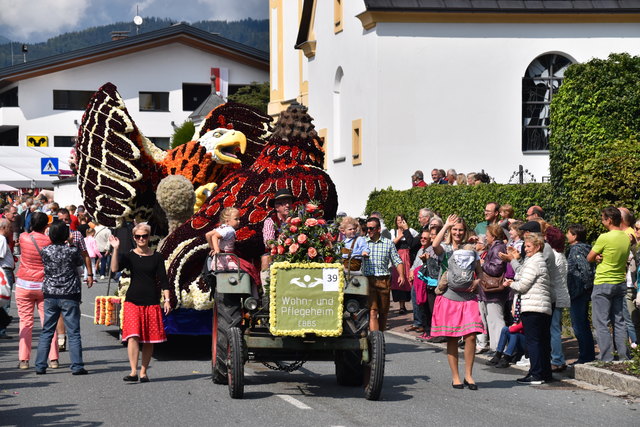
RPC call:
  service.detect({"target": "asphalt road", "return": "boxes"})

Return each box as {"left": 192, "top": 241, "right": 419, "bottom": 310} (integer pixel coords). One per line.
{"left": 1, "top": 279, "right": 639, "bottom": 426}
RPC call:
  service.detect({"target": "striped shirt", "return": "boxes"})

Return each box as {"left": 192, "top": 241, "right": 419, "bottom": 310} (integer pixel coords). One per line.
{"left": 362, "top": 236, "right": 402, "bottom": 277}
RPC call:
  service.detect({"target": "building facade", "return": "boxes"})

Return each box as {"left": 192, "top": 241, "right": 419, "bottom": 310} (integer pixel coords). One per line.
{"left": 270, "top": 0, "right": 640, "bottom": 216}
{"left": 0, "top": 24, "right": 269, "bottom": 188}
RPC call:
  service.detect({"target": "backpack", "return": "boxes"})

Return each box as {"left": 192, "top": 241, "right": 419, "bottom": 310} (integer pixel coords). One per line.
{"left": 447, "top": 256, "right": 475, "bottom": 290}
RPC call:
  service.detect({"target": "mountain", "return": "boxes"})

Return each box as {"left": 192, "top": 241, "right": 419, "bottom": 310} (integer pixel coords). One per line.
{"left": 0, "top": 17, "right": 268, "bottom": 69}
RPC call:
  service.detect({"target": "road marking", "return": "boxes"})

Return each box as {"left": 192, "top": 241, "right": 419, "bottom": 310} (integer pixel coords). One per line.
{"left": 276, "top": 394, "right": 312, "bottom": 409}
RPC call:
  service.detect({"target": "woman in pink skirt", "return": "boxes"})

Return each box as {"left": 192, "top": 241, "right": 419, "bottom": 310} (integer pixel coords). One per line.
{"left": 431, "top": 214, "right": 484, "bottom": 390}
{"left": 109, "top": 223, "right": 171, "bottom": 383}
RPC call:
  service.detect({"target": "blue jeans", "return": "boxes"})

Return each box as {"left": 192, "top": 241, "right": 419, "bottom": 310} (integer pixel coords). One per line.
{"left": 591, "top": 283, "right": 628, "bottom": 361}
{"left": 550, "top": 307, "right": 566, "bottom": 366}
{"left": 99, "top": 253, "right": 111, "bottom": 277}
{"left": 569, "top": 292, "right": 596, "bottom": 363}
{"left": 36, "top": 298, "right": 84, "bottom": 372}
{"left": 496, "top": 326, "right": 525, "bottom": 356}
{"left": 622, "top": 287, "right": 639, "bottom": 344}
{"left": 410, "top": 285, "right": 424, "bottom": 328}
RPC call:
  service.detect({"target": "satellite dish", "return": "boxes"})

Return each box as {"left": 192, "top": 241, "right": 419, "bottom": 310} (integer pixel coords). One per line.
{"left": 133, "top": 15, "right": 143, "bottom": 26}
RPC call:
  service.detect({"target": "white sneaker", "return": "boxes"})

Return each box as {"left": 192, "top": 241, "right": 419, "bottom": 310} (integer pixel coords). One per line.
{"left": 516, "top": 357, "right": 530, "bottom": 367}
{"left": 100, "top": 275, "right": 105, "bottom": 280}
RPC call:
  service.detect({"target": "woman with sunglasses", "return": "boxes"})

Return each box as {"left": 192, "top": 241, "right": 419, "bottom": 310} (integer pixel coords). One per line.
{"left": 109, "top": 223, "right": 171, "bottom": 383}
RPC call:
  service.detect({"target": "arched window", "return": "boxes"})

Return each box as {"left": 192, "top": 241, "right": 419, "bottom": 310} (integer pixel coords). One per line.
{"left": 522, "top": 53, "right": 573, "bottom": 152}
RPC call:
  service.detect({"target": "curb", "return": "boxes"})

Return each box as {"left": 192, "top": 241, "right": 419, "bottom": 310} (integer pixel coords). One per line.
{"left": 574, "top": 362, "right": 640, "bottom": 397}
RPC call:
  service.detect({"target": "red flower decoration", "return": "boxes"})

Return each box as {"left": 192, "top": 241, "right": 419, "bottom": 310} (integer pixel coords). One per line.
{"left": 289, "top": 225, "right": 298, "bottom": 233}
{"left": 297, "top": 234, "right": 308, "bottom": 244}
{"left": 289, "top": 243, "right": 299, "bottom": 254}
{"left": 306, "top": 203, "right": 318, "bottom": 213}
{"left": 304, "top": 218, "right": 318, "bottom": 227}
{"left": 291, "top": 217, "right": 302, "bottom": 226}
{"left": 308, "top": 247, "right": 318, "bottom": 258}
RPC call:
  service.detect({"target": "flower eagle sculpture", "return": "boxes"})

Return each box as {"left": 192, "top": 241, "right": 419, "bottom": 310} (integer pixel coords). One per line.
{"left": 76, "top": 83, "right": 338, "bottom": 310}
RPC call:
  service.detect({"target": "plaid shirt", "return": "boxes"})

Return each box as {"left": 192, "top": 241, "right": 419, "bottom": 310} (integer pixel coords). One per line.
{"left": 70, "top": 230, "right": 87, "bottom": 252}
{"left": 362, "top": 235, "right": 402, "bottom": 277}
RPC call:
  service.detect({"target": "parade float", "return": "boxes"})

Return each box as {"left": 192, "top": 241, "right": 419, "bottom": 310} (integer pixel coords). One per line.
{"left": 76, "top": 83, "right": 384, "bottom": 400}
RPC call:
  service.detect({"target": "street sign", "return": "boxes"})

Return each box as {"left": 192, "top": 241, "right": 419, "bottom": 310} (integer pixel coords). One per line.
{"left": 41, "top": 158, "right": 59, "bottom": 175}
{"left": 27, "top": 135, "right": 48, "bottom": 147}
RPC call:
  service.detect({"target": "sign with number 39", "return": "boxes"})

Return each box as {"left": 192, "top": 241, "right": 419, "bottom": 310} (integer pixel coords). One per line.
{"left": 322, "top": 268, "right": 339, "bottom": 292}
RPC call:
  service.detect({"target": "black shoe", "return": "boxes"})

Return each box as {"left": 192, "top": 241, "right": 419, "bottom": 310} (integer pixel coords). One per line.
{"left": 123, "top": 375, "right": 139, "bottom": 382}
{"left": 72, "top": 368, "right": 88, "bottom": 375}
{"left": 517, "top": 374, "right": 544, "bottom": 385}
{"left": 452, "top": 382, "right": 464, "bottom": 389}
{"left": 486, "top": 351, "right": 503, "bottom": 366}
{"left": 35, "top": 369, "right": 46, "bottom": 375}
{"left": 139, "top": 376, "right": 150, "bottom": 383}
{"left": 464, "top": 379, "right": 478, "bottom": 390}
{"left": 495, "top": 356, "right": 511, "bottom": 368}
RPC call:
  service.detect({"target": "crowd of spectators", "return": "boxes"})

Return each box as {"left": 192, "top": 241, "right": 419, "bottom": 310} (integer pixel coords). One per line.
{"left": 338, "top": 201, "right": 640, "bottom": 387}
{"left": 3, "top": 187, "right": 640, "bottom": 388}
{"left": 411, "top": 169, "right": 492, "bottom": 187}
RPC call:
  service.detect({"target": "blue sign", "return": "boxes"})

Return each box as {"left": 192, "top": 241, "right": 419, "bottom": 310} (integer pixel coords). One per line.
{"left": 41, "top": 157, "right": 59, "bottom": 175}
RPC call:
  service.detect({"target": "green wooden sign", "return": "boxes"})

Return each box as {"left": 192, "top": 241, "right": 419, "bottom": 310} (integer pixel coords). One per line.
{"left": 269, "top": 262, "right": 344, "bottom": 337}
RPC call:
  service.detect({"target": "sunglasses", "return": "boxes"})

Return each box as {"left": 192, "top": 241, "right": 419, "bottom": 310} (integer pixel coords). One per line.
{"left": 134, "top": 234, "right": 149, "bottom": 240}
{"left": 366, "top": 227, "right": 378, "bottom": 231}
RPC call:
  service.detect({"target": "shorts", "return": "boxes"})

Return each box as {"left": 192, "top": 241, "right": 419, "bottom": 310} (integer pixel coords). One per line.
{"left": 367, "top": 276, "right": 391, "bottom": 314}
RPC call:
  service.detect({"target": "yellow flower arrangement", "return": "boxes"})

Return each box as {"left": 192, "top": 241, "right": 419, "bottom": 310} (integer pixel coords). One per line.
{"left": 269, "top": 261, "right": 344, "bottom": 337}
{"left": 94, "top": 296, "right": 124, "bottom": 326}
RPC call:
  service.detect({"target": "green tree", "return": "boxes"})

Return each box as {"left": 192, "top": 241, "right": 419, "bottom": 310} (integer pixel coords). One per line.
{"left": 171, "top": 120, "right": 195, "bottom": 149}
{"left": 227, "top": 81, "right": 270, "bottom": 113}
{"left": 549, "top": 53, "right": 640, "bottom": 240}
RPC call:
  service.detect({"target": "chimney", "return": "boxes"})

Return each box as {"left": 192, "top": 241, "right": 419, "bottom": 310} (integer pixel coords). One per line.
{"left": 111, "top": 31, "right": 130, "bottom": 41}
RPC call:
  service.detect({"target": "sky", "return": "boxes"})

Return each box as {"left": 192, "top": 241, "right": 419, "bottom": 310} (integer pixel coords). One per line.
{"left": 0, "top": 0, "right": 268, "bottom": 42}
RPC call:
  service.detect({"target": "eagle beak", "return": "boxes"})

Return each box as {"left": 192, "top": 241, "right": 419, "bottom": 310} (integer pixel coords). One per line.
{"left": 213, "top": 130, "right": 247, "bottom": 164}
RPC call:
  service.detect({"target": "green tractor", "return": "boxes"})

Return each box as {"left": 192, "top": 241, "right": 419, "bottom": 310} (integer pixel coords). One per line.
{"left": 207, "top": 254, "right": 385, "bottom": 400}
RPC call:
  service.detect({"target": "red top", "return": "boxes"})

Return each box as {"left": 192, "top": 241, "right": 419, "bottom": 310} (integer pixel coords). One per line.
{"left": 70, "top": 214, "right": 79, "bottom": 231}
{"left": 16, "top": 232, "right": 51, "bottom": 282}
{"left": 508, "top": 322, "right": 524, "bottom": 334}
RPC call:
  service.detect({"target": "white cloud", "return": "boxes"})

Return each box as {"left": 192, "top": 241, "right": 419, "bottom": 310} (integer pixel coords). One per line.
{"left": 0, "top": 0, "right": 89, "bottom": 41}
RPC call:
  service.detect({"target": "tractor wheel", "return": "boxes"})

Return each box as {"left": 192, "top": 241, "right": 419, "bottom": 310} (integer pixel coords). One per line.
{"left": 227, "top": 327, "right": 245, "bottom": 399}
{"left": 211, "top": 303, "right": 227, "bottom": 384}
{"left": 212, "top": 291, "right": 242, "bottom": 384}
{"left": 335, "top": 350, "right": 364, "bottom": 386}
{"left": 363, "top": 330, "right": 385, "bottom": 401}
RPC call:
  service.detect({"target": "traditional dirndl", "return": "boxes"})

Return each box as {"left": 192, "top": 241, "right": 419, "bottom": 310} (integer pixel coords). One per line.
{"left": 391, "top": 248, "right": 412, "bottom": 302}
{"left": 121, "top": 301, "right": 167, "bottom": 343}
{"left": 430, "top": 295, "right": 484, "bottom": 337}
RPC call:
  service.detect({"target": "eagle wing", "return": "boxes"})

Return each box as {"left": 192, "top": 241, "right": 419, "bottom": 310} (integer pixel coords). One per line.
{"left": 76, "top": 82, "right": 165, "bottom": 227}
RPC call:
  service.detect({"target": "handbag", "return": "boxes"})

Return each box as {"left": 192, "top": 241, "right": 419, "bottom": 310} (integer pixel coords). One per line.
{"left": 0, "top": 268, "right": 10, "bottom": 309}
{"left": 479, "top": 270, "right": 505, "bottom": 293}
{"left": 412, "top": 266, "right": 428, "bottom": 305}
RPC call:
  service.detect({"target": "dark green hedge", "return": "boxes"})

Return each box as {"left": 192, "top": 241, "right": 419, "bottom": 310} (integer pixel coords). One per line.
{"left": 365, "top": 183, "right": 554, "bottom": 232}
{"left": 550, "top": 53, "right": 640, "bottom": 240}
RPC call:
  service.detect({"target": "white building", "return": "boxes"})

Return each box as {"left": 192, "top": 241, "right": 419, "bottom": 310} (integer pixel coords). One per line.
{"left": 0, "top": 24, "right": 269, "bottom": 190}
{"left": 269, "top": 0, "right": 640, "bottom": 216}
